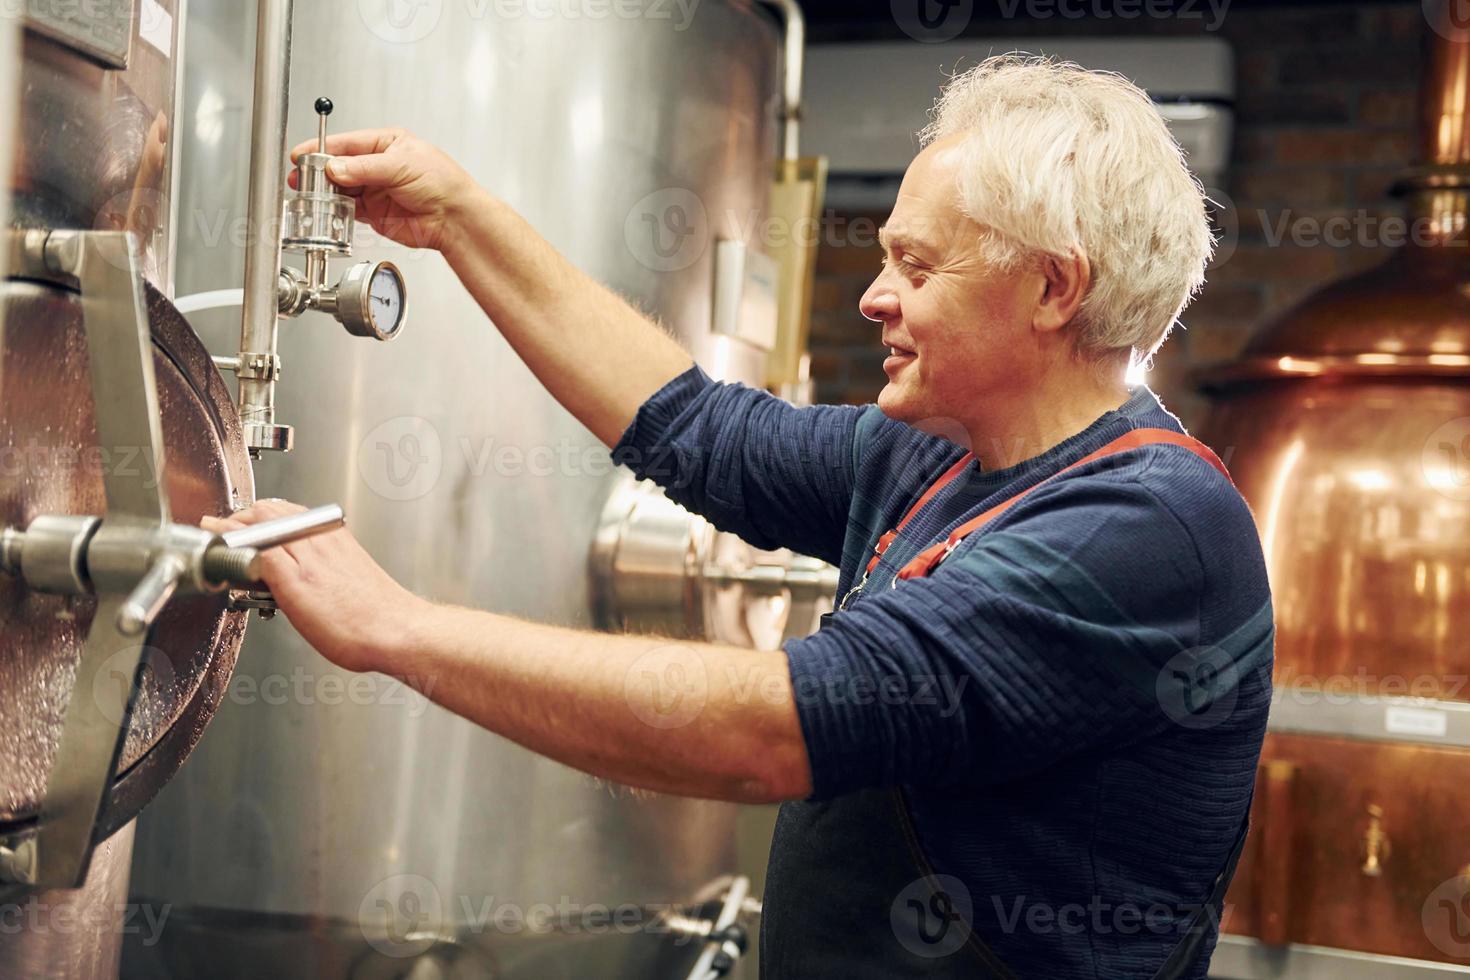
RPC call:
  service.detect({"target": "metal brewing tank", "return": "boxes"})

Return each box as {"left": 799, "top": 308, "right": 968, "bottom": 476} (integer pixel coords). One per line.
{"left": 2, "top": 3, "right": 255, "bottom": 977}
{"left": 127, "top": 2, "right": 782, "bottom": 976}
{"left": 1202, "top": 5, "right": 1470, "bottom": 973}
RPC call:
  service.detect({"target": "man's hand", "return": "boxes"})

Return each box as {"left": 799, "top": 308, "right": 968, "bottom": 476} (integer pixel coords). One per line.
{"left": 289, "top": 128, "right": 484, "bottom": 254}
{"left": 206, "top": 502, "right": 812, "bottom": 802}
{"left": 204, "top": 499, "right": 429, "bottom": 675}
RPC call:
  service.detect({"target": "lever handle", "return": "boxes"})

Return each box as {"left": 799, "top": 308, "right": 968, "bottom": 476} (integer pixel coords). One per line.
{"left": 203, "top": 504, "right": 347, "bottom": 591}
{"left": 116, "top": 553, "right": 187, "bottom": 637}
{"left": 220, "top": 504, "right": 345, "bottom": 552}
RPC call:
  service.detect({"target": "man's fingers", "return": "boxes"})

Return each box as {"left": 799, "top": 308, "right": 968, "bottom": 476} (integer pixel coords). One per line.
{"left": 228, "top": 498, "right": 310, "bottom": 526}
{"left": 201, "top": 515, "right": 247, "bottom": 534}
{"left": 289, "top": 128, "right": 403, "bottom": 164}
{"left": 323, "top": 153, "right": 404, "bottom": 189}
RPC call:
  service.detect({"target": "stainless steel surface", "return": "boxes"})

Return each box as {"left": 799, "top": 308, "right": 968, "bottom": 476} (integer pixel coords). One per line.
{"left": 0, "top": 229, "right": 244, "bottom": 894}
{"left": 131, "top": 1, "right": 783, "bottom": 975}
{"left": 0, "top": 822, "right": 137, "bottom": 980}
{"left": 236, "top": 0, "right": 294, "bottom": 454}
{"left": 10, "top": 0, "right": 181, "bottom": 290}
{"left": 0, "top": 16, "right": 15, "bottom": 240}
{"left": 1212, "top": 937, "right": 1470, "bottom": 979}
{"left": 590, "top": 474, "right": 832, "bottom": 649}
{"left": 1268, "top": 693, "right": 1470, "bottom": 749}
{"left": 4, "top": 4, "right": 252, "bottom": 972}
{"left": 0, "top": 277, "right": 253, "bottom": 830}
{"left": 44, "top": 230, "right": 172, "bottom": 524}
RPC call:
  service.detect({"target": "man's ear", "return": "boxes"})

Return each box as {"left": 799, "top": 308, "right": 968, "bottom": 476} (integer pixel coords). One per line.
{"left": 1033, "top": 251, "right": 1091, "bottom": 336}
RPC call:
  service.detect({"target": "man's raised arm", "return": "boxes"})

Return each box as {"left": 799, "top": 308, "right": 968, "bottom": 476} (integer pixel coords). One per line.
{"left": 293, "top": 127, "right": 693, "bottom": 448}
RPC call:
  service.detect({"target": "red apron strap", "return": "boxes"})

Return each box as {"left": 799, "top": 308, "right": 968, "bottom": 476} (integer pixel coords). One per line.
{"left": 864, "top": 452, "right": 975, "bottom": 576}
{"left": 896, "top": 428, "right": 1232, "bottom": 582}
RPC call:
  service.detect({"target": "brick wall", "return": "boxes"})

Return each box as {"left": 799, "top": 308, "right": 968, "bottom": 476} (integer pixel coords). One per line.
{"left": 804, "top": 2, "right": 1425, "bottom": 428}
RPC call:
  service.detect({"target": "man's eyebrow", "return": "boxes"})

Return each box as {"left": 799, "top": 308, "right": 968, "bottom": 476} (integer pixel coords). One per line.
{"left": 878, "top": 227, "right": 920, "bottom": 251}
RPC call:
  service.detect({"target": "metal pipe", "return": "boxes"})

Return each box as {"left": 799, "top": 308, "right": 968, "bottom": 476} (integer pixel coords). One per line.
{"left": 220, "top": 503, "right": 345, "bottom": 551}
{"left": 238, "top": 0, "right": 294, "bottom": 437}
{"left": 757, "top": 0, "right": 805, "bottom": 161}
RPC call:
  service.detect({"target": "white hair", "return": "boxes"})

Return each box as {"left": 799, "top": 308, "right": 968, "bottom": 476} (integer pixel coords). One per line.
{"left": 920, "top": 54, "right": 1215, "bottom": 367}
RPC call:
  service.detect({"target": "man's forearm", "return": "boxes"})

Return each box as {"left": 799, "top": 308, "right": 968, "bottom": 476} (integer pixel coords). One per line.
{"left": 442, "top": 190, "right": 696, "bottom": 447}
{"left": 380, "top": 602, "right": 815, "bottom": 804}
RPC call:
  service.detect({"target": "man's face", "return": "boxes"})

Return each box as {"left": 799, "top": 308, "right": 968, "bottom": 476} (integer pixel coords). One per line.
{"left": 860, "top": 137, "right": 1041, "bottom": 435}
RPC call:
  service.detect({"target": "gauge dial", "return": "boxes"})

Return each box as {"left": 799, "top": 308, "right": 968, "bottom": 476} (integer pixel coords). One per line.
{"left": 335, "top": 260, "right": 406, "bottom": 342}
{"left": 368, "top": 263, "right": 405, "bottom": 339}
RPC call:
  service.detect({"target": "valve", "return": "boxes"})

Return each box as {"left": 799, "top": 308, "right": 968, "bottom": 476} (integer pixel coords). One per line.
{"left": 0, "top": 505, "right": 345, "bottom": 636}
{"left": 277, "top": 96, "right": 407, "bottom": 342}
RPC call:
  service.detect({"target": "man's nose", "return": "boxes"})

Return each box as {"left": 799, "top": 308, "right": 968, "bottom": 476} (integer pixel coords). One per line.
{"left": 860, "top": 277, "right": 898, "bottom": 322}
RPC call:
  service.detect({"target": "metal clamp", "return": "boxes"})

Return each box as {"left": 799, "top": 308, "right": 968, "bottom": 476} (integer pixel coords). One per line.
{"left": 679, "top": 876, "right": 757, "bottom": 980}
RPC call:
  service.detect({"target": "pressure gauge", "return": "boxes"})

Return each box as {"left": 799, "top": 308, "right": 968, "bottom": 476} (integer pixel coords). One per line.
{"left": 333, "top": 260, "right": 407, "bottom": 341}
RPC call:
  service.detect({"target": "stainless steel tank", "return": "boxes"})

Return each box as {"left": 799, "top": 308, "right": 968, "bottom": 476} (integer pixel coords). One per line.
{"left": 126, "top": 2, "right": 784, "bottom": 976}
{"left": 2, "top": 3, "right": 255, "bottom": 978}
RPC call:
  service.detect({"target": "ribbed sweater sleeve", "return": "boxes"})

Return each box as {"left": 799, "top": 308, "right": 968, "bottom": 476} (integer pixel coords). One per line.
{"left": 613, "top": 365, "right": 864, "bottom": 565}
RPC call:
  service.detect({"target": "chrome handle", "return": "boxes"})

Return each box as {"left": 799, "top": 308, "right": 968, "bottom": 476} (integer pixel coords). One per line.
{"left": 220, "top": 503, "right": 345, "bottom": 552}
{"left": 117, "top": 553, "right": 187, "bottom": 637}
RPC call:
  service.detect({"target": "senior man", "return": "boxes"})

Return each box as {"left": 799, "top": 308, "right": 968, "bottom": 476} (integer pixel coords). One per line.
{"left": 217, "top": 56, "right": 1273, "bottom": 978}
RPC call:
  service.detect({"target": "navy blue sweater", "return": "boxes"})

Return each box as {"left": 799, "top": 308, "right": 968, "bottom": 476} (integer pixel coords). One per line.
{"left": 615, "top": 366, "right": 1274, "bottom": 979}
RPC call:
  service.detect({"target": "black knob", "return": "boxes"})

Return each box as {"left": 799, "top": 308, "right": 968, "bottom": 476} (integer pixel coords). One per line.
{"left": 315, "top": 97, "right": 334, "bottom": 117}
